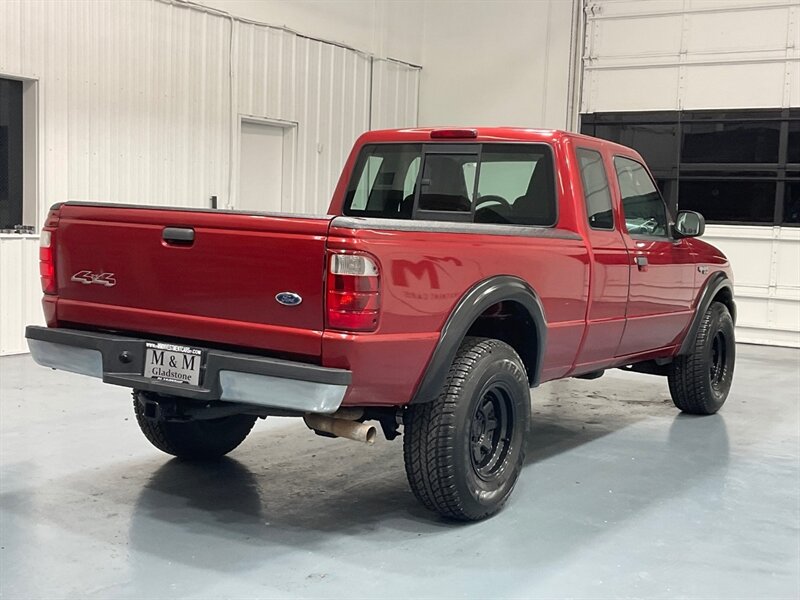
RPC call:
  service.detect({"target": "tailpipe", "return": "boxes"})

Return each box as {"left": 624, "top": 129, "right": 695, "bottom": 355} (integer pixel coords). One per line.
{"left": 304, "top": 410, "right": 377, "bottom": 444}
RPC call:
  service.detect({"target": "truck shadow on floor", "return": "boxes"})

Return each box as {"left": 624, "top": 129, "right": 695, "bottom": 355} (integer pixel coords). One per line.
{"left": 120, "top": 400, "right": 729, "bottom": 580}
{"left": 0, "top": 377, "right": 731, "bottom": 588}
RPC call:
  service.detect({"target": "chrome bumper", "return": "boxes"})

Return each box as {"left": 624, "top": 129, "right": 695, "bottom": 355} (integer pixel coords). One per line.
{"left": 25, "top": 326, "right": 350, "bottom": 414}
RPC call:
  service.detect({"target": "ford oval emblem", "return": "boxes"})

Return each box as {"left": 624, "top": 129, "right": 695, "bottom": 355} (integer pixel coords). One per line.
{"left": 275, "top": 292, "right": 303, "bottom": 307}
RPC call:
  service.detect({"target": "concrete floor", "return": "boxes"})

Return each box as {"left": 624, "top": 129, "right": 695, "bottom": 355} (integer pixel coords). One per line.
{"left": 1, "top": 345, "right": 798, "bottom": 599}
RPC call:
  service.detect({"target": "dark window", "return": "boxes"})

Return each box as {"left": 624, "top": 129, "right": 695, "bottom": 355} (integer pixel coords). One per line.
{"left": 784, "top": 181, "right": 800, "bottom": 224}
{"left": 582, "top": 109, "right": 796, "bottom": 226}
{"left": 679, "top": 180, "right": 776, "bottom": 224}
{"left": 474, "top": 145, "right": 556, "bottom": 226}
{"left": 614, "top": 156, "right": 669, "bottom": 237}
{"left": 0, "top": 78, "right": 23, "bottom": 230}
{"left": 788, "top": 120, "right": 800, "bottom": 165}
{"left": 594, "top": 122, "right": 679, "bottom": 175}
{"left": 682, "top": 121, "right": 780, "bottom": 164}
{"left": 654, "top": 177, "right": 678, "bottom": 208}
{"left": 576, "top": 148, "right": 613, "bottom": 229}
{"left": 343, "top": 143, "right": 557, "bottom": 226}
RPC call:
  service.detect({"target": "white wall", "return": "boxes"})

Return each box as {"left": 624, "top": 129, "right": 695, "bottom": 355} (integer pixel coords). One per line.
{"left": 582, "top": 0, "right": 799, "bottom": 112}
{"left": 200, "top": 0, "right": 425, "bottom": 66}
{"left": 703, "top": 226, "right": 800, "bottom": 348}
{"left": 581, "top": 0, "right": 800, "bottom": 348}
{"left": 417, "top": 0, "right": 578, "bottom": 128}
{"left": 0, "top": 236, "right": 43, "bottom": 355}
{"left": 0, "top": 0, "right": 420, "bottom": 354}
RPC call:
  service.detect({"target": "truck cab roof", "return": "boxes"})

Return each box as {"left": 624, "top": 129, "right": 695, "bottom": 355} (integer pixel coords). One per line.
{"left": 356, "top": 127, "right": 643, "bottom": 159}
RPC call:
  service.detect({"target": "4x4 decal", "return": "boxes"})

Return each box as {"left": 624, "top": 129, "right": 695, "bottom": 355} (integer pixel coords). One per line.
{"left": 70, "top": 270, "right": 117, "bottom": 287}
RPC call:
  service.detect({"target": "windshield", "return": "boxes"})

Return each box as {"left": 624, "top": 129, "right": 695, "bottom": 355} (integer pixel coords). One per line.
{"left": 343, "top": 143, "right": 557, "bottom": 226}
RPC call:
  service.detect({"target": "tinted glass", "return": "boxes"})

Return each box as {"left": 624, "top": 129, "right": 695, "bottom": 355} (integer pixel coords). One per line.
{"left": 0, "top": 78, "right": 23, "bottom": 230}
{"left": 678, "top": 180, "right": 775, "bottom": 223}
{"left": 576, "top": 148, "right": 613, "bottom": 229}
{"left": 417, "top": 153, "right": 477, "bottom": 212}
{"left": 583, "top": 110, "right": 796, "bottom": 225}
{"left": 343, "top": 144, "right": 422, "bottom": 218}
{"left": 788, "top": 121, "right": 800, "bottom": 164}
{"left": 350, "top": 155, "right": 383, "bottom": 210}
{"left": 614, "top": 156, "right": 668, "bottom": 237}
{"left": 682, "top": 121, "right": 780, "bottom": 163}
{"left": 474, "top": 145, "right": 555, "bottom": 226}
{"left": 344, "top": 143, "right": 556, "bottom": 224}
{"left": 656, "top": 177, "right": 678, "bottom": 212}
{"left": 595, "top": 122, "right": 679, "bottom": 174}
{"left": 402, "top": 157, "right": 420, "bottom": 199}
{"left": 783, "top": 181, "right": 800, "bottom": 224}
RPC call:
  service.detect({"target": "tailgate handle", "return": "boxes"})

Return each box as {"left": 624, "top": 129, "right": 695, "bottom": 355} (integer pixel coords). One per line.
{"left": 162, "top": 227, "right": 195, "bottom": 244}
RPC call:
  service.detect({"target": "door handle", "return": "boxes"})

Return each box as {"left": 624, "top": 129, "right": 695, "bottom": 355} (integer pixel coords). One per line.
{"left": 162, "top": 227, "right": 195, "bottom": 245}
{"left": 635, "top": 255, "right": 648, "bottom": 270}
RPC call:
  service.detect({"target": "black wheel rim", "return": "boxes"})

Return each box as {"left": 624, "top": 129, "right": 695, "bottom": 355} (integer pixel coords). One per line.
{"left": 710, "top": 331, "right": 728, "bottom": 390}
{"left": 470, "top": 383, "right": 514, "bottom": 480}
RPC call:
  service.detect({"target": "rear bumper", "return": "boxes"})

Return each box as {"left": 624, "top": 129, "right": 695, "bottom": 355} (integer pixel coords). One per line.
{"left": 25, "top": 326, "right": 350, "bottom": 414}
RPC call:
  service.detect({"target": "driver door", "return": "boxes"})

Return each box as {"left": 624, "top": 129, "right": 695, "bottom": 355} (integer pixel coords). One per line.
{"left": 612, "top": 156, "right": 696, "bottom": 357}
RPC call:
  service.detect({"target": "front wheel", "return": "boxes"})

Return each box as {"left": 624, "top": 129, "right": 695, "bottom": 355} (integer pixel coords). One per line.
{"left": 133, "top": 391, "right": 257, "bottom": 459}
{"left": 403, "top": 337, "right": 530, "bottom": 521}
{"left": 668, "top": 301, "right": 735, "bottom": 415}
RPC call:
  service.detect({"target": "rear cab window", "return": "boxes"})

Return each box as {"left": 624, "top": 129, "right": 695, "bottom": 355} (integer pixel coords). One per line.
{"left": 343, "top": 143, "right": 557, "bottom": 226}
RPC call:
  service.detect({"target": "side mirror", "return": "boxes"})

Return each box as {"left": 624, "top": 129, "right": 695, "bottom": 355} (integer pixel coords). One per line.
{"left": 673, "top": 210, "right": 705, "bottom": 238}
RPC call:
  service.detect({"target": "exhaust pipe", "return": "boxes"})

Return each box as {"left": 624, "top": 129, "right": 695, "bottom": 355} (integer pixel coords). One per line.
{"left": 304, "top": 411, "right": 377, "bottom": 444}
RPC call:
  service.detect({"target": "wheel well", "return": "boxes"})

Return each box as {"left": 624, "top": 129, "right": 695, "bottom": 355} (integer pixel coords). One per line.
{"left": 465, "top": 301, "right": 538, "bottom": 385}
{"left": 713, "top": 286, "right": 736, "bottom": 324}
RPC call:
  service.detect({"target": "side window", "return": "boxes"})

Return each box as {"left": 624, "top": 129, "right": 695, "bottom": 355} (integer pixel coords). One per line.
{"left": 614, "top": 156, "right": 669, "bottom": 237}
{"left": 576, "top": 148, "right": 614, "bottom": 230}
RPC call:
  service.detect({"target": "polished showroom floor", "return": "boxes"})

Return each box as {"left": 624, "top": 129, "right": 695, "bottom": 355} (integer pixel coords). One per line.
{"left": 1, "top": 344, "right": 798, "bottom": 599}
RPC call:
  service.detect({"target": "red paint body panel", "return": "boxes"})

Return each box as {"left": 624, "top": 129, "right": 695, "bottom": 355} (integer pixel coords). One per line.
{"left": 54, "top": 204, "right": 331, "bottom": 357}
{"left": 41, "top": 128, "right": 733, "bottom": 408}
{"left": 325, "top": 225, "right": 589, "bottom": 404}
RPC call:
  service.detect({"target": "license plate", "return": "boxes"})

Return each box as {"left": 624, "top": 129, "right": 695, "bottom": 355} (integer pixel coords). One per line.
{"left": 143, "top": 342, "right": 203, "bottom": 386}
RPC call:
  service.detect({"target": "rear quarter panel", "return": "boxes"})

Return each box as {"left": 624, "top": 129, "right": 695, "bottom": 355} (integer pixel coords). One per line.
{"left": 325, "top": 223, "right": 589, "bottom": 407}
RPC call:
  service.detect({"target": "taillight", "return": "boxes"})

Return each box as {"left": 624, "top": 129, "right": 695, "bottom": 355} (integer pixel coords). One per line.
{"left": 326, "top": 252, "right": 380, "bottom": 332}
{"left": 39, "top": 229, "right": 57, "bottom": 295}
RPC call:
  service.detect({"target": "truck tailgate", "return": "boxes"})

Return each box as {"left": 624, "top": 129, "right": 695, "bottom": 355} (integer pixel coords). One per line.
{"left": 54, "top": 203, "right": 331, "bottom": 356}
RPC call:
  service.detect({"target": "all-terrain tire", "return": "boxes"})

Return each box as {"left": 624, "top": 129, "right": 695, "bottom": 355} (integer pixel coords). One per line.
{"left": 403, "top": 337, "right": 530, "bottom": 521}
{"left": 668, "top": 301, "right": 735, "bottom": 415}
{"left": 133, "top": 391, "right": 257, "bottom": 459}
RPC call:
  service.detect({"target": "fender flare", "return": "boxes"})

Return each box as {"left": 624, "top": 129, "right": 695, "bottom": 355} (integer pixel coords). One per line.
{"left": 410, "top": 275, "right": 547, "bottom": 404}
{"left": 678, "top": 272, "right": 736, "bottom": 355}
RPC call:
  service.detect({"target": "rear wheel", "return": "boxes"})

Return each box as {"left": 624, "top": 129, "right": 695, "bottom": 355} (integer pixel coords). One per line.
{"left": 668, "top": 301, "right": 735, "bottom": 415}
{"left": 133, "top": 391, "right": 256, "bottom": 459}
{"left": 403, "top": 337, "right": 530, "bottom": 521}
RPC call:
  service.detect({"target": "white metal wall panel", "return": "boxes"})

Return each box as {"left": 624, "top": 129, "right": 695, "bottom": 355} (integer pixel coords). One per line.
{"left": 702, "top": 226, "right": 800, "bottom": 347}
{"left": 370, "top": 58, "right": 421, "bottom": 131}
{"left": 8, "top": 0, "right": 232, "bottom": 217}
{"left": 235, "top": 25, "right": 373, "bottom": 213}
{"left": 0, "top": 237, "right": 44, "bottom": 355}
{"left": 582, "top": 0, "right": 799, "bottom": 113}
{"left": 0, "top": 0, "right": 420, "bottom": 355}
{"left": 582, "top": 0, "right": 800, "bottom": 347}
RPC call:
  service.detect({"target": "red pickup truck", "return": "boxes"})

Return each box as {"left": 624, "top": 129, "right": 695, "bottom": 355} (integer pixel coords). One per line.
{"left": 26, "top": 127, "right": 736, "bottom": 520}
